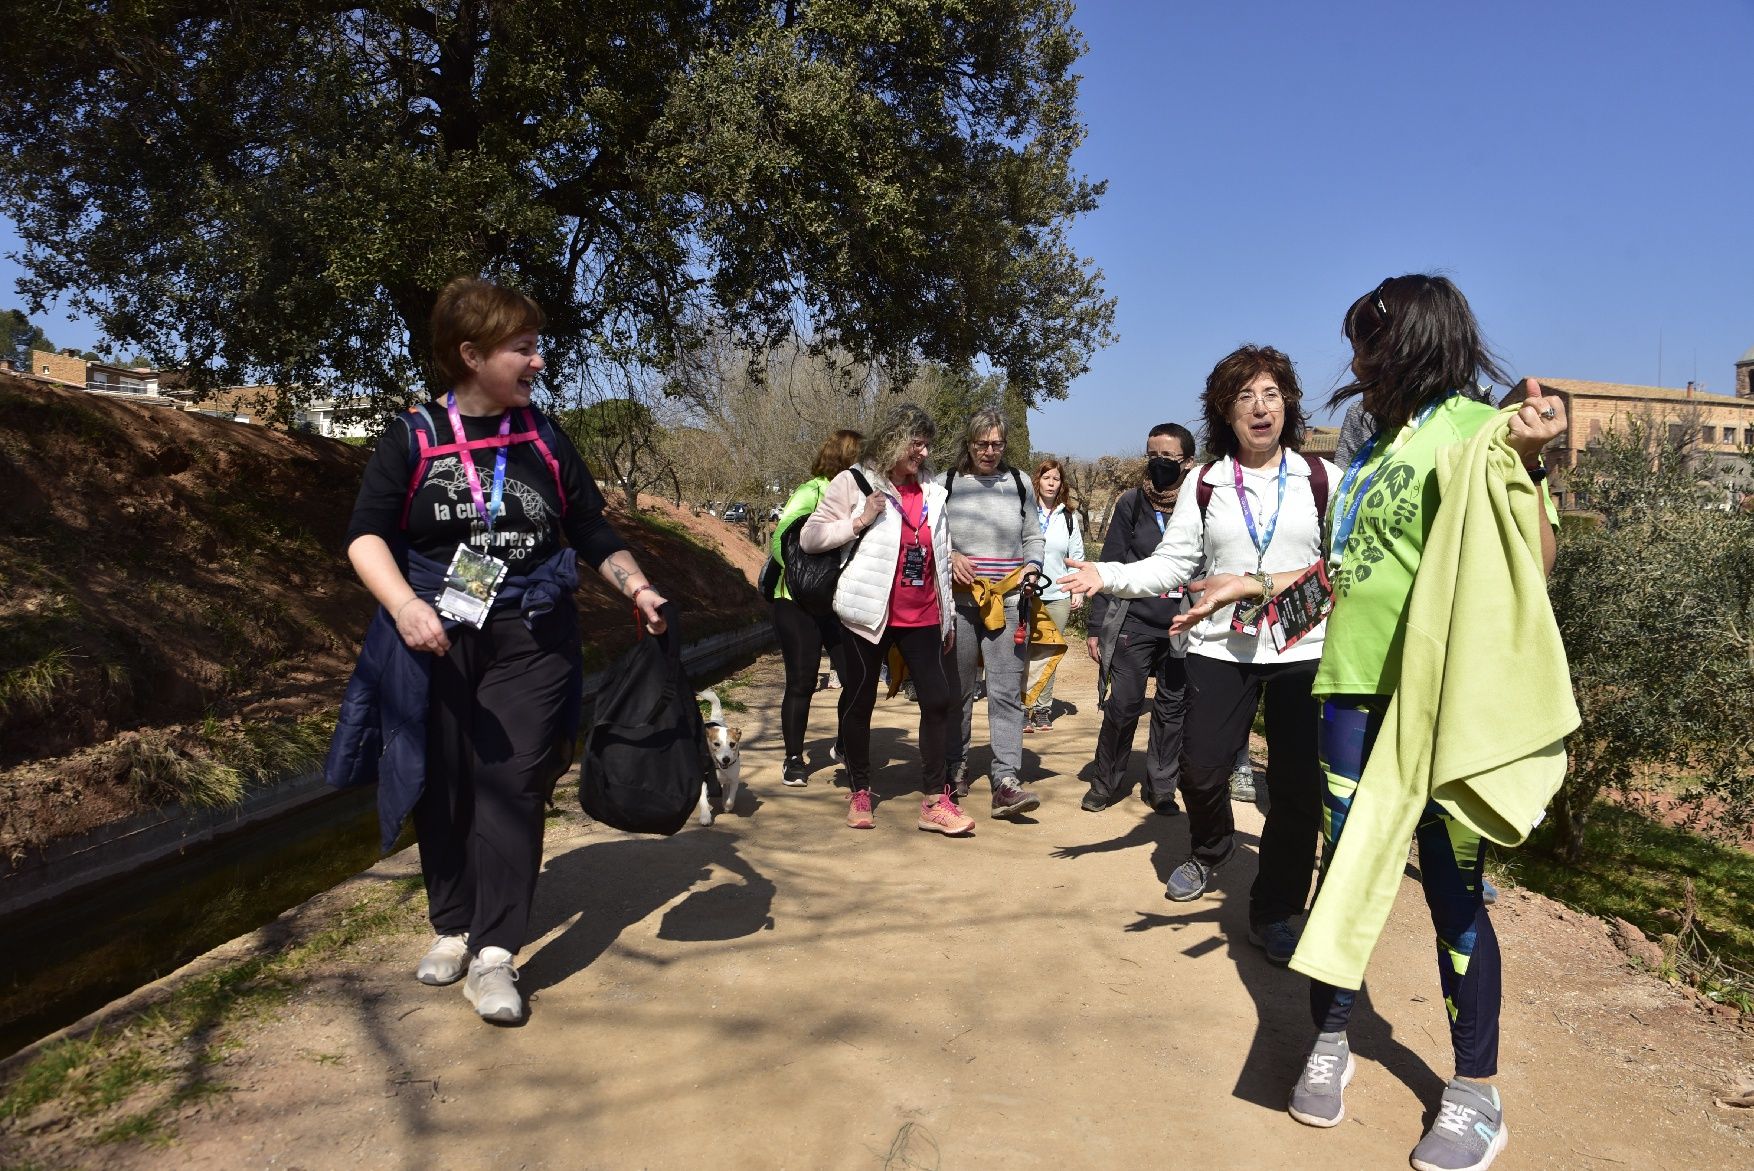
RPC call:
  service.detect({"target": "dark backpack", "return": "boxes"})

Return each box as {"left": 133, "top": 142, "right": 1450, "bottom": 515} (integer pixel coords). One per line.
{"left": 578, "top": 610, "right": 709, "bottom": 836}
{"left": 783, "top": 468, "right": 874, "bottom": 618}
{"left": 943, "top": 465, "right": 1028, "bottom": 515}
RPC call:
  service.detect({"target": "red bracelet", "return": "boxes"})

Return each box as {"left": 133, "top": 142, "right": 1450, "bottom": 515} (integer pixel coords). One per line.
{"left": 631, "top": 583, "right": 655, "bottom": 602}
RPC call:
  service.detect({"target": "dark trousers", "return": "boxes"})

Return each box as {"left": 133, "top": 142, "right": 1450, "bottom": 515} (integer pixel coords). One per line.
{"left": 1091, "top": 621, "right": 1185, "bottom": 805}
{"left": 837, "top": 623, "right": 959, "bottom": 793}
{"left": 1310, "top": 699, "right": 1502, "bottom": 1078}
{"left": 770, "top": 598, "right": 847, "bottom": 757}
{"left": 1183, "top": 655, "right": 1322, "bottom": 926}
{"left": 415, "top": 605, "right": 577, "bottom": 955}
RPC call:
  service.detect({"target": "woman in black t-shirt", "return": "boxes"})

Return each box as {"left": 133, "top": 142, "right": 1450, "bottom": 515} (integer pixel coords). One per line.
{"left": 344, "top": 277, "right": 666, "bottom": 1025}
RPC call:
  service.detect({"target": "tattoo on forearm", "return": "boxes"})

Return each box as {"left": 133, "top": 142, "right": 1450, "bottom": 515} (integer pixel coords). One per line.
{"left": 609, "top": 560, "right": 632, "bottom": 590}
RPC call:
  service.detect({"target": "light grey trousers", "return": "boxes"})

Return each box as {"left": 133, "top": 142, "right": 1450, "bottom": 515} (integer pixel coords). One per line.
{"left": 947, "top": 593, "right": 1028, "bottom": 784}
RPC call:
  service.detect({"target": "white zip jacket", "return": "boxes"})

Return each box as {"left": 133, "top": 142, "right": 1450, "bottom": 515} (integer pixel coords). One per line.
{"left": 800, "top": 464, "right": 955, "bottom": 645}
{"left": 1096, "top": 450, "right": 1338, "bottom": 664}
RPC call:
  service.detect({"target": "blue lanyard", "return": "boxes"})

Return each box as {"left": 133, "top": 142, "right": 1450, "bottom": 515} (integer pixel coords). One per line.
{"left": 1330, "top": 393, "right": 1454, "bottom": 567}
{"left": 1233, "top": 452, "right": 1288, "bottom": 569}
{"left": 1154, "top": 509, "right": 1167, "bottom": 535}
{"left": 1037, "top": 504, "right": 1051, "bottom": 534}
{"left": 444, "top": 392, "right": 511, "bottom": 533}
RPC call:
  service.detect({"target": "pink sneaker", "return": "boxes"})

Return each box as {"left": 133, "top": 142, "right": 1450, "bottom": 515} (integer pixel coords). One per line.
{"left": 846, "top": 788, "right": 875, "bottom": 829}
{"left": 917, "top": 787, "right": 975, "bottom": 836}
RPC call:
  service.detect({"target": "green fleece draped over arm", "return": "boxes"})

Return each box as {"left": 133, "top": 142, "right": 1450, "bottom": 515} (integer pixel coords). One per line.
{"left": 1290, "top": 408, "right": 1581, "bottom": 990}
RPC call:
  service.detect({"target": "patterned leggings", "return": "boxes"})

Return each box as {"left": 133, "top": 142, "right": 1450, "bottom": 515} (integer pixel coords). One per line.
{"left": 1308, "top": 698, "right": 1501, "bottom": 1079}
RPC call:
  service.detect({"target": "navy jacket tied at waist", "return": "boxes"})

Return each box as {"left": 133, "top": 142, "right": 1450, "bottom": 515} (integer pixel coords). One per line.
{"left": 324, "top": 546, "right": 584, "bottom": 852}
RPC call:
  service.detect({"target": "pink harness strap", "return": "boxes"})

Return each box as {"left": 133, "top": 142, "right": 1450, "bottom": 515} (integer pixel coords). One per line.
{"left": 399, "top": 406, "right": 568, "bottom": 530}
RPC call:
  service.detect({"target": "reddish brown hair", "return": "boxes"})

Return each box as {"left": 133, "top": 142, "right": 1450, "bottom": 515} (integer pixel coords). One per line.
{"left": 430, "top": 277, "right": 546, "bottom": 387}
{"left": 1031, "top": 456, "right": 1077, "bottom": 512}
{"left": 811, "top": 429, "right": 864, "bottom": 479}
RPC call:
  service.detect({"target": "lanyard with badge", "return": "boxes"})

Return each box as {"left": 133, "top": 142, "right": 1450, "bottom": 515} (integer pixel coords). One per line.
{"left": 1329, "top": 392, "right": 1455, "bottom": 571}
{"left": 897, "top": 490, "right": 931, "bottom": 587}
{"left": 435, "top": 392, "right": 512, "bottom": 628}
{"left": 1229, "top": 453, "right": 1288, "bottom": 637}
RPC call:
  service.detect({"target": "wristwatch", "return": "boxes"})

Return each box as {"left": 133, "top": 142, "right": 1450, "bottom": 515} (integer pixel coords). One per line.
{"left": 1525, "top": 463, "right": 1548, "bottom": 484}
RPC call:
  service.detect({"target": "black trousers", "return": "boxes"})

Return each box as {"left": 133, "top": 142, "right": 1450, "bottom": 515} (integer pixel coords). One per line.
{"left": 1183, "top": 655, "right": 1322, "bottom": 927}
{"left": 770, "top": 598, "right": 847, "bottom": 757}
{"left": 1091, "top": 620, "right": 1186, "bottom": 805}
{"left": 415, "top": 605, "right": 578, "bottom": 955}
{"left": 837, "top": 623, "right": 959, "bottom": 793}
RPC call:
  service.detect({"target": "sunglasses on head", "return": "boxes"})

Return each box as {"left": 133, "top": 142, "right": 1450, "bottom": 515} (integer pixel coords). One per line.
{"left": 1351, "top": 281, "right": 1390, "bottom": 341}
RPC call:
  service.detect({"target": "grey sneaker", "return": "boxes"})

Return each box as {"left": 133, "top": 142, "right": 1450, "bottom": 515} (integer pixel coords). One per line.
{"left": 463, "top": 946, "right": 523, "bottom": 1023}
{"left": 1288, "top": 1032, "right": 1355, "bottom": 1127}
{"left": 1164, "top": 860, "right": 1215, "bottom": 901}
{"left": 1247, "top": 919, "right": 1301, "bottom": 966}
{"left": 1228, "top": 764, "right": 1258, "bottom": 803}
{"left": 415, "top": 933, "right": 470, "bottom": 985}
{"left": 990, "top": 777, "right": 1041, "bottom": 818}
{"left": 1410, "top": 1079, "right": 1508, "bottom": 1171}
{"left": 949, "top": 761, "right": 971, "bottom": 800}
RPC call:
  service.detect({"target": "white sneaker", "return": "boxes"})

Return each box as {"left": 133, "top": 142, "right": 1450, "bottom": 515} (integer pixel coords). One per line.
{"left": 415, "top": 933, "right": 470, "bottom": 986}
{"left": 464, "top": 946, "right": 523, "bottom": 1022}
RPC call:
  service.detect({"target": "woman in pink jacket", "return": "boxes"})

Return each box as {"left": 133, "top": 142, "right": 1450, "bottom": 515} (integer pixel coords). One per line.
{"left": 801, "top": 403, "right": 972, "bottom": 835}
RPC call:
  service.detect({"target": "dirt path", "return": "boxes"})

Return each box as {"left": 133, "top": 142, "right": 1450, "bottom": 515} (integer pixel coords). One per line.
{"left": 9, "top": 649, "right": 1752, "bottom": 1169}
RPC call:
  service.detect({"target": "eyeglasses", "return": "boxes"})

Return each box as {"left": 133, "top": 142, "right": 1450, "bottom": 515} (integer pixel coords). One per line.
{"left": 971, "top": 440, "right": 1005, "bottom": 451}
{"left": 1234, "top": 389, "right": 1284, "bottom": 410}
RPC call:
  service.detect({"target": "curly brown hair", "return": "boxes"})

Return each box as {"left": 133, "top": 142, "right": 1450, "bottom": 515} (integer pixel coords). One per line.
{"left": 1199, "top": 344, "right": 1307, "bottom": 460}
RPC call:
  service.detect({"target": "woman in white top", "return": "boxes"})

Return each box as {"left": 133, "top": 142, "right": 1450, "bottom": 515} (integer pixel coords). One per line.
{"left": 1060, "top": 345, "right": 1338, "bottom": 965}
{"left": 1026, "top": 456, "right": 1085, "bottom": 732}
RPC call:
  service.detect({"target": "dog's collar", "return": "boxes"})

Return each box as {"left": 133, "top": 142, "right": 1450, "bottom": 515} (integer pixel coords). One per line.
{"left": 704, "top": 719, "right": 727, "bottom": 730}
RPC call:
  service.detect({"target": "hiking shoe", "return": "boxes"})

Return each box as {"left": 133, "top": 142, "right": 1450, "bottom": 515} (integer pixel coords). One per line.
{"left": 990, "top": 777, "right": 1041, "bottom": 819}
{"left": 463, "top": 947, "right": 522, "bottom": 1023}
{"left": 1141, "top": 789, "right": 1181, "bottom": 816}
{"left": 1248, "top": 919, "right": 1301, "bottom": 966}
{"left": 846, "top": 788, "right": 875, "bottom": 829}
{"left": 782, "top": 755, "right": 808, "bottom": 787}
{"left": 1021, "top": 709, "right": 1038, "bottom": 734}
{"left": 1410, "top": 1079, "right": 1508, "bottom": 1171}
{"left": 1081, "top": 787, "right": 1125, "bottom": 813}
{"left": 1229, "top": 764, "right": 1258, "bottom": 804}
{"left": 415, "top": 933, "right": 470, "bottom": 986}
{"left": 1164, "top": 840, "right": 1234, "bottom": 901}
{"left": 1288, "top": 1032, "right": 1355, "bottom": 1127}
{"left": 949, "top": 761, "right": 971, "bottom": 800}
{"left": 918, "top": 788, "right": 975, "bottom": 836}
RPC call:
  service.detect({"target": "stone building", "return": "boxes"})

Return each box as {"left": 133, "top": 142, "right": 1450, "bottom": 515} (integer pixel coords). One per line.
{"left": 1530, "top": 376, "right": 1754, "bottom": 511}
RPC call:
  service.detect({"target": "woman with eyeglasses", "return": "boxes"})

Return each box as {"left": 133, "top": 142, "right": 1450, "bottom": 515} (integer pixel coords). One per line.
{"left": 1060, "top": 346, "right": 1336, "bottom": 967}
{"left": 1173, "top": 277, "right": 1570, "bottom": 1171}
{"left": 1074, "top": 423, "right": 1197, "bottom": 815}
{"left": 800, "top": 403, "right": 972, "bottom": 835}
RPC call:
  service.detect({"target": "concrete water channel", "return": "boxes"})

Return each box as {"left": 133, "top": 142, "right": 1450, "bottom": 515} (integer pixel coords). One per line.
{"left": 0, "top": 621, "right": 772, "bottom": 1059}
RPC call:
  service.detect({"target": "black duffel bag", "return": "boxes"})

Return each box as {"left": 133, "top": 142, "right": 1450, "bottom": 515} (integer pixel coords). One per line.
{"left": 782, "top": 468, "right": 873, "bottom": 618}
{"left": 578, "top": 608, "right": 709, "bottom": 836}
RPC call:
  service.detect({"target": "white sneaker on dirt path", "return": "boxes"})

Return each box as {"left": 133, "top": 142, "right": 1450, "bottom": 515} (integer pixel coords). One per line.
{"left": 464, "top": 946, "right": 522, "bottom": 1023}
{"left": 415, "top": 933, "right": 470, "bottom": 986}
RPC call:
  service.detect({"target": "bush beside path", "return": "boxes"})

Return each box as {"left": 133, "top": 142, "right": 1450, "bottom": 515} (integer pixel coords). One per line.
{"left": 4, "top": 650, "right": 1751, "bottom": 1169}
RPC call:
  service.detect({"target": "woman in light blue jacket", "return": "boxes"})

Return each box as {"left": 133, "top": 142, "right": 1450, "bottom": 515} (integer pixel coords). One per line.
{"left": 1026, "top": 457, "right": 1085, "bottom": 732}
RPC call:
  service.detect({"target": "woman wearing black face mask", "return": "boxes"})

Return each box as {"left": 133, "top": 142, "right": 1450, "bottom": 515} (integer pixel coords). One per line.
{"left": 1071, "top": 422, "right": 1196, "bottom": 815}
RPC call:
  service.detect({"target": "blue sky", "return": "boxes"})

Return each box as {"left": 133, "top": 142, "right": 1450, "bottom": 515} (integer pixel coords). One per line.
{"left": 5, "top": 1, "right": 1753, "bottom": 454}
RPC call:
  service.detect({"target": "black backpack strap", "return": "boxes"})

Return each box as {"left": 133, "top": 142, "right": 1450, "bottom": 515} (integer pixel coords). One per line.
{"left": 1009, "top": 466, "right": 1027, "bottom": 516}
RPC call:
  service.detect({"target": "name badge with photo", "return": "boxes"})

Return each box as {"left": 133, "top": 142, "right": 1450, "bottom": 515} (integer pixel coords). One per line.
{"left": 1266, "top": 561, "right": 1335, "bottom": 653}
{"left": 900, "top": 542, "right": 928, "bottom": 587}
{"left": 435, "top": 544, "right": 508, "bottom": 629}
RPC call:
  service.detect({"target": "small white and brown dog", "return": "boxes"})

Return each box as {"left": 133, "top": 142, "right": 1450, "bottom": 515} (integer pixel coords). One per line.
{"left": 695, "top": 689, "right": 744, "bottom": 826}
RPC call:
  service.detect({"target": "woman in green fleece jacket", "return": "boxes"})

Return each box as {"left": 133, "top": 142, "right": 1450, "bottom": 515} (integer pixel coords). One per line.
{"left": 1176, "top": 276, "right": 1569, "bottom": 1171}
{"left": 768, "top": 429, "right": 862, "bottom": 786}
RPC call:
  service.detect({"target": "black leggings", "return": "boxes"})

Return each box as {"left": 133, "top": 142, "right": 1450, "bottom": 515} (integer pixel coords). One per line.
{"left": 770, "top": 598, "right": 847, "bottom": 757}
{"left": 837, "top": 623, "right": 959, "bottom": 793}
